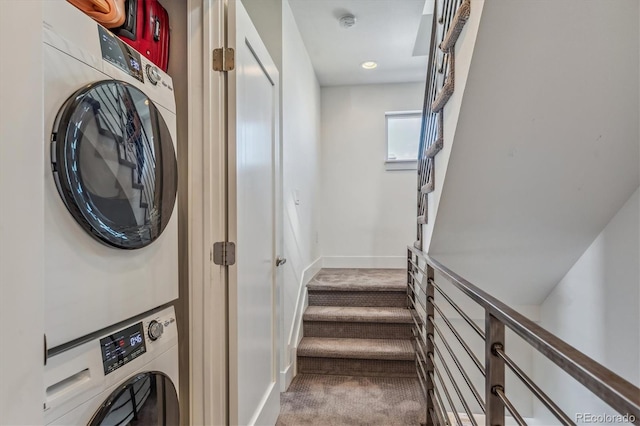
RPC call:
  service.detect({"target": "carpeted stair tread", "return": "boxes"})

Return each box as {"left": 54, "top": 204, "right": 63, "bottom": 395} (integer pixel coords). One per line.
{"left": 307, "top": 268, "right": 406, "bottom": 292}
{"left": 303, "top": 306, "right": 412, "bottom": 323}
{"left": 298, "top": 337, "right": 414, "bottom": 361}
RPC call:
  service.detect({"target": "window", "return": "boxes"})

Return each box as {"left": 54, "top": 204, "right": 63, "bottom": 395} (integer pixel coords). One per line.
{"left": 385, "top": 111, "right": 421, "bottom": 170}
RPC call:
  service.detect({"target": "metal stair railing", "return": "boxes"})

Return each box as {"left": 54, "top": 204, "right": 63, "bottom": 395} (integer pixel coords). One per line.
{"left": 407, "top": 246, "right": 640, "bottom": 426}
{"left": 416, "top": 0, "right": 470, "bottom": 250}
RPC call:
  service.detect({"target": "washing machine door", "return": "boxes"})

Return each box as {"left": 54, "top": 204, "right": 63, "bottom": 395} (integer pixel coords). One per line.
{"left": 89, "top": 372, "right": 179, "bottom": 426}
{"left": 52, "top": 80, "right": 177, "bottom": 249}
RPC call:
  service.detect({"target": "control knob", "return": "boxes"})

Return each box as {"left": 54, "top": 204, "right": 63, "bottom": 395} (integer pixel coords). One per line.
{"left": 148, "top": 320, "right": 164, "bottom": 341}
{"left": 146, "top": 64, "right": 162, "bottom": 85}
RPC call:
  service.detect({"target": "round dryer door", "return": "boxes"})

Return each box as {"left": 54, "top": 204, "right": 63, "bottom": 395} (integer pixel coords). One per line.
{"left": 52, "top": 80, "right": 177, "bottom": 249}
{"left": 89, "top": 372, "right": 179, "bottom": 426}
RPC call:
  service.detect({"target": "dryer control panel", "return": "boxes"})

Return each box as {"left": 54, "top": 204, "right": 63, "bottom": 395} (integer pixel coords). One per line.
{"left": 98, "top": 26, "right": 144, "bottom": 82}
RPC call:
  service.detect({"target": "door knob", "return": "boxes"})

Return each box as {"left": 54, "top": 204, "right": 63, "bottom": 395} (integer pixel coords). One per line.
{"left": 276, "top": 257, "right": 287, "bottom": 267}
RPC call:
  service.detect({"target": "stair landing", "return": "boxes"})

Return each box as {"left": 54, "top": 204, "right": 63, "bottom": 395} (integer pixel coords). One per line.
{"left": 307, "top": 268, "right": 406, "bottom": 292}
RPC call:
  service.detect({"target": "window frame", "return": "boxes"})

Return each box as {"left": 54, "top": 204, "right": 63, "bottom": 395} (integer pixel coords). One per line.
{"left": 384, "top": 110, "right": 422, "bottom": 171}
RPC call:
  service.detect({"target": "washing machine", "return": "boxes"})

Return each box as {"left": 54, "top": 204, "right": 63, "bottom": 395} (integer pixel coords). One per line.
{"left": 43, "top": 1, "right": 178, "bottom": 349}
{"left": 44, "top": 306, "right": 179, "bottom": 425}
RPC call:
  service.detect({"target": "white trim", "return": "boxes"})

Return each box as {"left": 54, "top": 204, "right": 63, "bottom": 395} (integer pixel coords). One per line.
{"left": 280, "top": 257, "right": 321, "bottom": 390}
{"left": 322, "top": 256, "right": 406, "bottom": 269}
{"left": 385, "top": 110, "right": 422, "bottom": 116}
{"left": 247, "top": 382, "right": 280, "bottom": 426}
{"left": 280, "top": 362, "right": 294, "bottom": 392}
{"left": 385, "top": 159, "right": 418, "bottom": 171}
{"left": 187, "top": 0, "right": 226, "bottom": 425}
{"left": 385, "top": 110, "right": 422, "bottom": 164}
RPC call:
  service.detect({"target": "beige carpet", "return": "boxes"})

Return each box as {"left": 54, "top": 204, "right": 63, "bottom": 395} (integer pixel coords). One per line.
{"left": 276, "top": 374, "right": 426, "bottom": 425}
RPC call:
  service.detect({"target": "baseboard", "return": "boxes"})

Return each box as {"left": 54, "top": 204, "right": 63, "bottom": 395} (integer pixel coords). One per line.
{"left": 281, "top": 257, "right": 320, "bottom": 391}
{"left": 288, "top": 257, "right": 321, "bottom": 347}
{"left": 280, "top": 361, "right": 294, "bottom": 392}
{"left": 248, "top": 381, "right": 280, "bottom": 426}
{"left": 322, "top": 256, "right": 406, "bottom": 269}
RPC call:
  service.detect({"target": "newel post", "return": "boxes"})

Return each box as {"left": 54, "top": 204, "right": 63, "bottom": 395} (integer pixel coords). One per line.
{"left": 425, "top": 263, "right": 435, "bottom": 426}
{"left": 485, "top": 312, "right": 505, "bottom": 426}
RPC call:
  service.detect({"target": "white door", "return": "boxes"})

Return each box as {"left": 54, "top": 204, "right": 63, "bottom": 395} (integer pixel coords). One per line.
{"left": 227, "top": 1, "right": 281, "bottom": 425}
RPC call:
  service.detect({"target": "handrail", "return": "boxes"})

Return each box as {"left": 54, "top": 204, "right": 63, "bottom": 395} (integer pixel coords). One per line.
{"left": 407, "top": 244, "right": 640, "bottom": 425}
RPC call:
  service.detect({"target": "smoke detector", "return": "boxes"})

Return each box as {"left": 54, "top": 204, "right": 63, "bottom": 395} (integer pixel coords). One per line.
{"left": 339, "top": 13, "right": 357, "bottom": 28}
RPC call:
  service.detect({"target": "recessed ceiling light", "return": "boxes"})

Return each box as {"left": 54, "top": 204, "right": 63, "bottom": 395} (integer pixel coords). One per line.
{"left": 361, "top": 61, "right": 378, "bottom": 70}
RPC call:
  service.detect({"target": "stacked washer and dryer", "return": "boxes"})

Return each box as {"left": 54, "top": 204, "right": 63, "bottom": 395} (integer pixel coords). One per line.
{"left": 42, "top": 2, "right": 179, "bottom": 424}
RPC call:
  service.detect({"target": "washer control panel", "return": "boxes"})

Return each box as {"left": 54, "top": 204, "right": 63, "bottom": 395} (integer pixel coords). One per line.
{"left": 99, "top": 322, "right": 146, "bottom": 375}
{"left": 148, "top": 320, "right": 164, "bottom": 340}
{"left": 98, "top": 307, "right": 176, "bottom": 376}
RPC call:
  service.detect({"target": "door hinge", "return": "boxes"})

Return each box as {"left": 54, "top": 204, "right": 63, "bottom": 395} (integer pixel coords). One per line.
{"left": 213, "top": 47, "right": 235, "bottom": 71}
{"left": 213, "top": 242, "right": 236, "bottom": 266}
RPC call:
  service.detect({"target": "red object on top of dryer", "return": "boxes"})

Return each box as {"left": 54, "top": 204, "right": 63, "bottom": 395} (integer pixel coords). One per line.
{"left": 115, "top": 0, "right": 170, "bottom": 72}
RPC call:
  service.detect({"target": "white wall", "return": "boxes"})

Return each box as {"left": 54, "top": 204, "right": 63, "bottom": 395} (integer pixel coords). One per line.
{"left": 279, "top": 0, "right": 322, "bottom": 388}
{"left": 0, "top": 1, "right": 44, "bottom": 424}
{"left": 533, "top": 188, "right": 640, "bottom": 424}
{"left": 429, "top": 0, "right": 640, "bottom": 306}
{"left": 321, "top": 83, "right": 423, "bottom": 269}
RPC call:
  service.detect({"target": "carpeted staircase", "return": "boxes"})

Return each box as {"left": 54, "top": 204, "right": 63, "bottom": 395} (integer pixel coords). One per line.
{"left": 297, "top": 269, "right": 416, "bottom": 378}
{"left": 276, "top": 269, "right": 424, "bottom": 425}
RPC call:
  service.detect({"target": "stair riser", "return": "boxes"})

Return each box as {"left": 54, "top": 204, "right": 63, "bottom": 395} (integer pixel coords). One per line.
{"left": 304, "top": 321, "right": 413, "bottom": 340}
{"left": 308, "top": 290, "right": 407, "bottom": 308}
{"left": 298, "top": 357, "right": 416, "bottom": 378}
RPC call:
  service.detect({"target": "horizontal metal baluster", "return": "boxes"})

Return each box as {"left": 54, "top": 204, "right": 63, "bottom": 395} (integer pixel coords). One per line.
{"left": 408, "top": 246, "right": 640, "bottom": 425}
{"left": 432, "top": 280, "right": 485, "bottom": 339}
{"left": 417, "top": 350, "right": 429, "bottom": 384}
{"left": 430, "top": 298, "right": 485, "bottom": 375}
{"left": 408, "top": 259, "right": 428, "bottom": 277}
{"left": 428, "top": 408, "right": 439, "bottom": 426}
{"left": 429, "top": 389, "right": 446, "bottom": 425}
{"left": 437, "top": 0, "right": 446, "bottom": 23}
{"left": 408, "top": 274, "right": 428, "bottom": 299}
{"left": 429, "top": 374, "right": 450, "bottom": 426}
{"left": 408, "top": 283, "right": 426, "bottom": 302}
{"left": 430, "top": 352, "right": 465, "bottom": 426}
{"left": 408, "top": 286, "right": 428, "bottom": 313}
{"left": 494, "top": 386, "right": 527, "bottom": 426}
{"left": 408, "top": 267, "right": 426, "bottom": 287}
{"left": 430, "top": 343, "right": 479, "bottom": 426}
{"left": 410, "top": 313, "right": 427, "bottom": 343}
{"left": 494, "top": 345, "right": 575, "bottom": 425}
{"left": 429, "top": 319, "right": 485, "bottom": 412}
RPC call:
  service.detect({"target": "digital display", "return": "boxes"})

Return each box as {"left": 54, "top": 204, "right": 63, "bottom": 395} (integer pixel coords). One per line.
{"left": 98, "top": 26, "right": 144, "bottom": 82}
{"left": 100, "top": 322, "right": 147, "bottom": 375}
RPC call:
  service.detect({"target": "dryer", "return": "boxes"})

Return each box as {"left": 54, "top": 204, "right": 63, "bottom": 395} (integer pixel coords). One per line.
{"left": 43, "top": 1, "right": 178, "bottom": 349}
{"left": 44, "top": 306, "right": 179, "bottom": 425}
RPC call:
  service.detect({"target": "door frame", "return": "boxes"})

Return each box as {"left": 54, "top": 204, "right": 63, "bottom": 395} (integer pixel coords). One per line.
{"left": 187, "top": 0, "right": 283, "bottom": 424}
{"left": 186, "top": 0, "right": 227, "bottom": 425}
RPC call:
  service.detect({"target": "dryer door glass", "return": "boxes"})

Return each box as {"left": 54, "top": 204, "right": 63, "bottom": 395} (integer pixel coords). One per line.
{"left": 89, "top": 372, "right": 179, "bottom": 426}
{"left": 52, "top": 80, "right": 177, "bottom": 249}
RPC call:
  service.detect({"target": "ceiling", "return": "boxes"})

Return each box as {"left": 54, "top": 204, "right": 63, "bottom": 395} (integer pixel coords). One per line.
{"left": 288, "top": 0, "right": 431, "bottom": 86}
